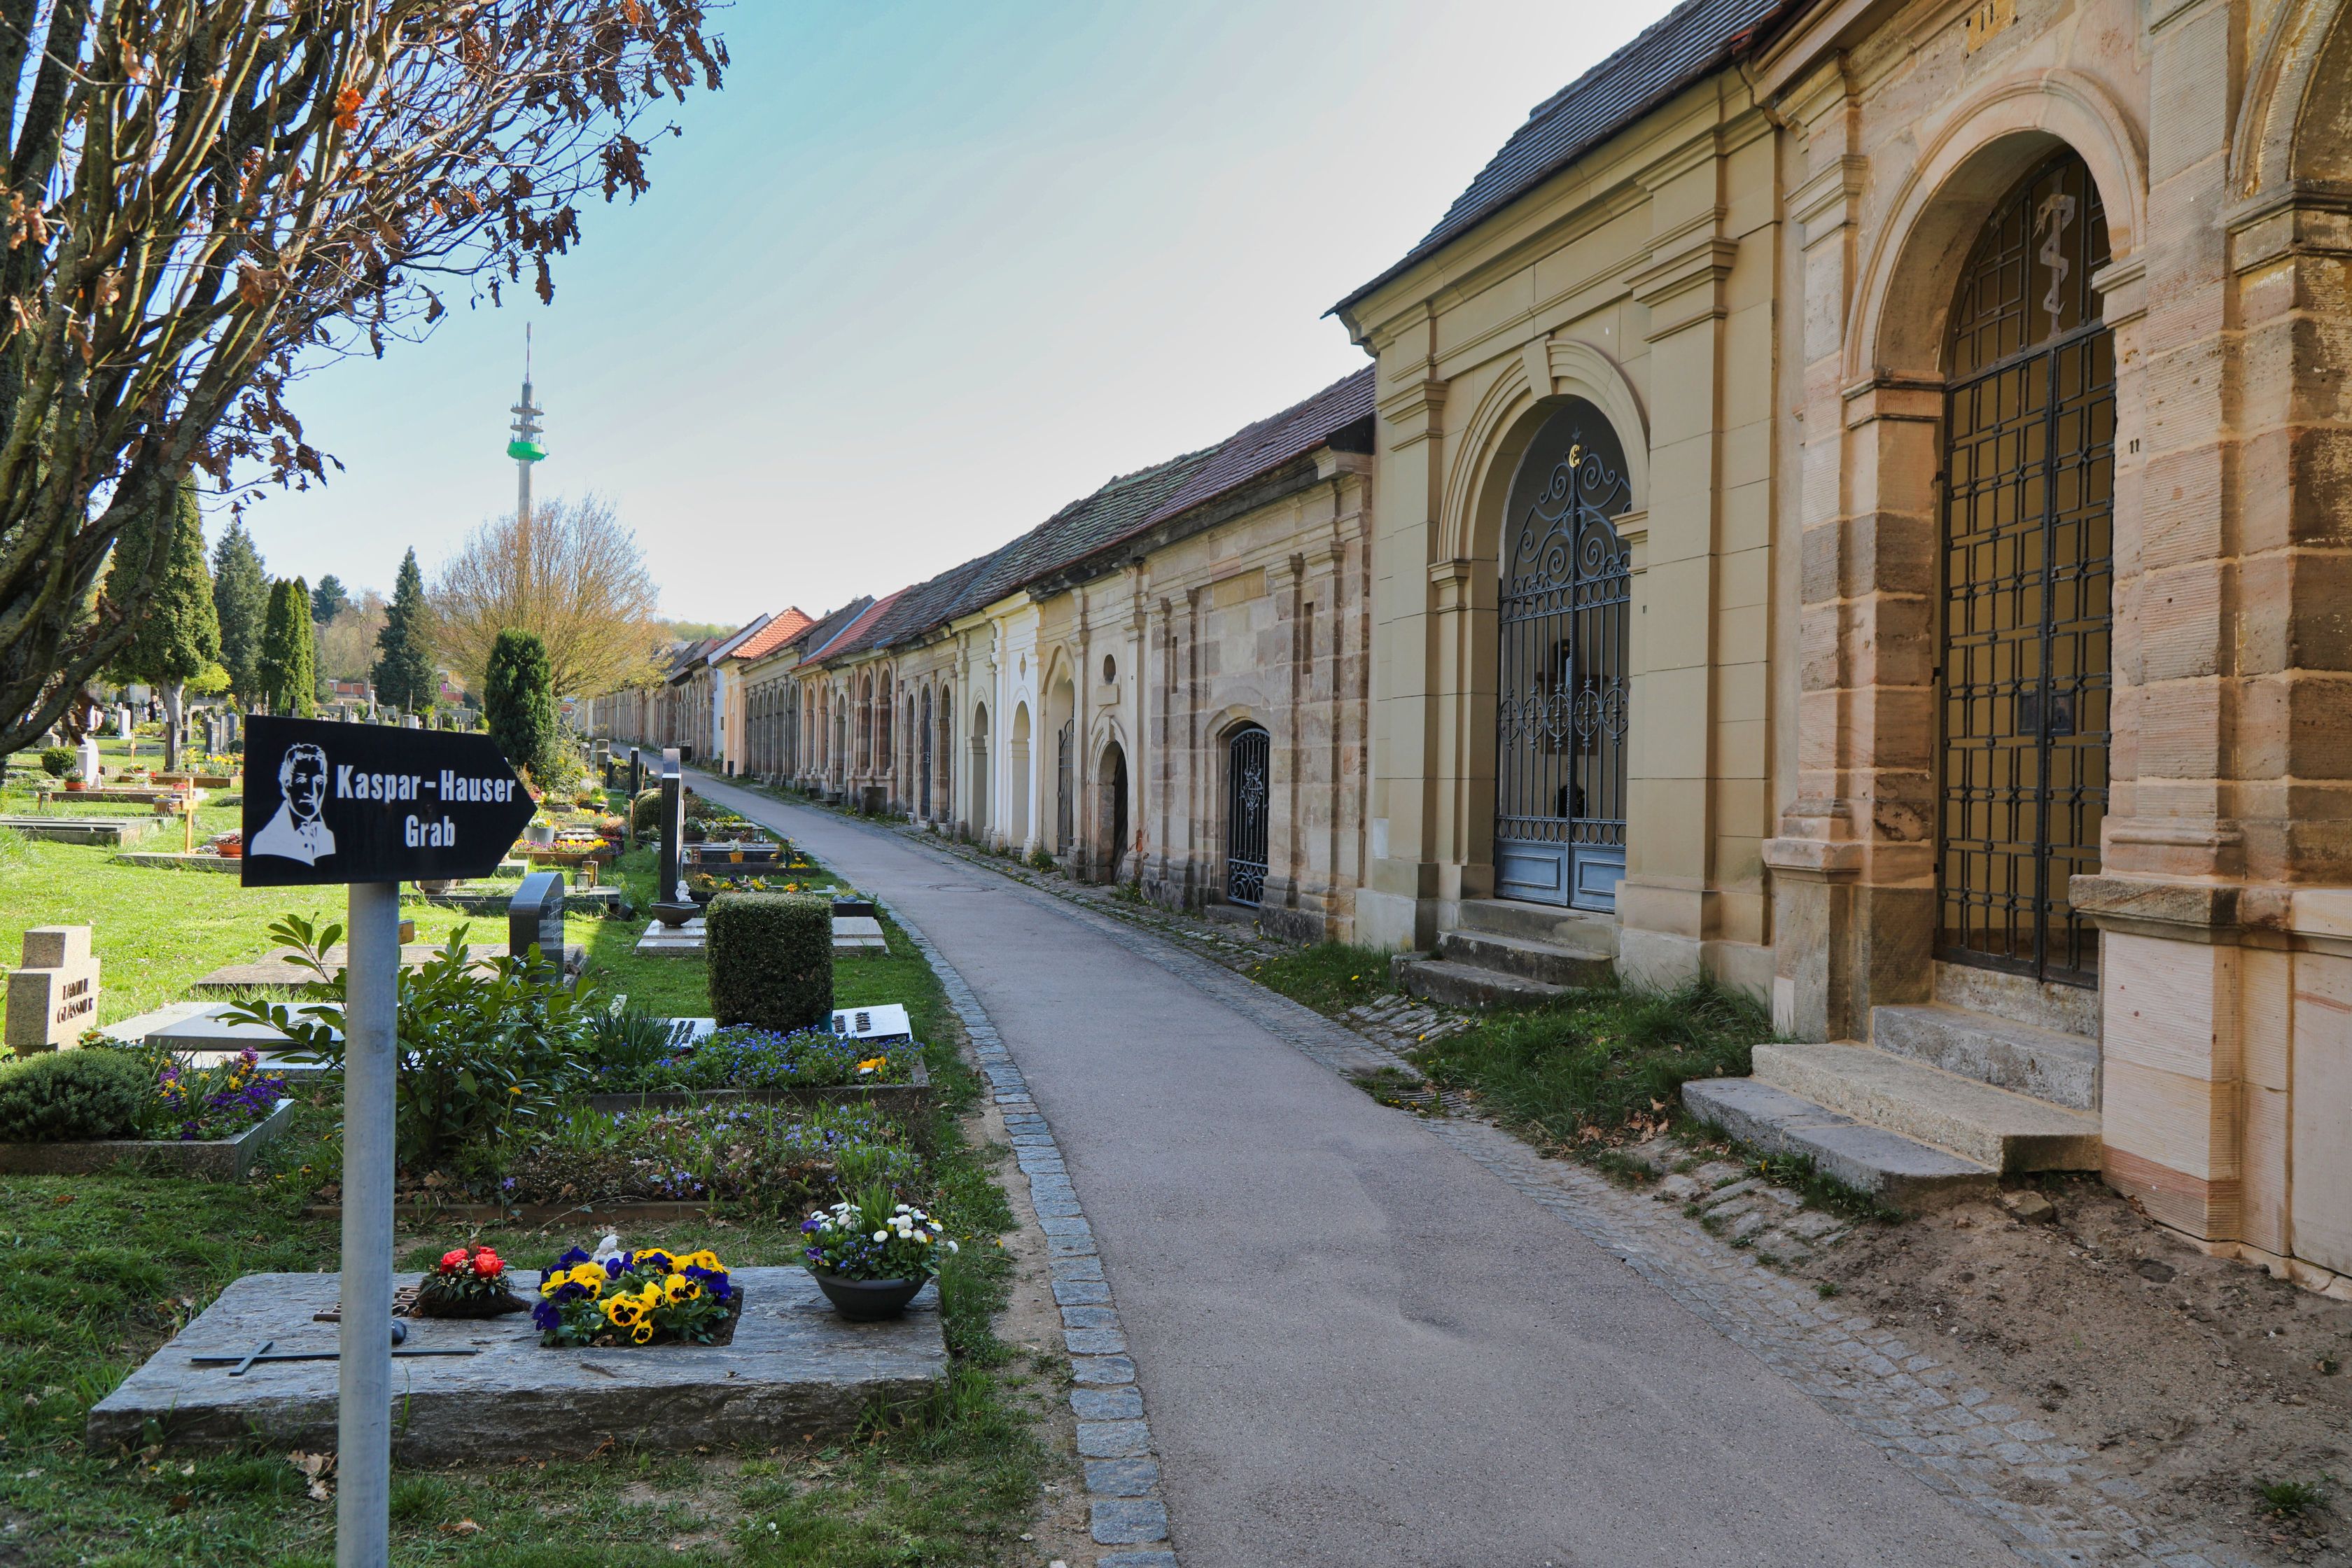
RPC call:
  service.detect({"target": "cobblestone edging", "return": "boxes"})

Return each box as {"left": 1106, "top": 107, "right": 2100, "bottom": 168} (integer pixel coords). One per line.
{"left": 856, "top": 832, "right": 2253, "bottom": 1568}
{"left": 866, "top": 892, "right": 1179, "bottom": 1568}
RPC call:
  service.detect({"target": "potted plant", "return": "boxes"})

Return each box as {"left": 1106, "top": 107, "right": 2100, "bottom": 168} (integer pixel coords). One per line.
{"left": 533, "top": 1245, "right": 737, "bottom": 1345}
{"left": 800, "top": 1188, "right": 956, "bottom": 1321}
{"left": 62, "top": 769, "right": 85, "bottom": 792}
{"left": 414, "top": 1244, "right": 526, "bottom": 1318}
{"left": 524, "top": 809, "right": 556, "bottom": 846}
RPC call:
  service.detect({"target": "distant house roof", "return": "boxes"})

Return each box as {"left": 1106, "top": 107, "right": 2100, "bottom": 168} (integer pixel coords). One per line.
{"left": 806, "top": 591, "right": 904, "bottom": 668}
{"left": 730, "top": 608, "right": 813, "bottom": 664}
{"left": 1334, "top": 0, "right": 1788, "bottom": 315}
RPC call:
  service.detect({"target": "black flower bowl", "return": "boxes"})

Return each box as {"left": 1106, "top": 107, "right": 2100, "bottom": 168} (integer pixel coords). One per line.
{"left": 811, "top": 1273, "right": 925, "bottom": 1322}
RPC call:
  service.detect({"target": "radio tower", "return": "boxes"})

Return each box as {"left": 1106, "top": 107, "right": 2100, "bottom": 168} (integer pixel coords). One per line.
{"left": 507, "top": 325, "right": 547, "bottom": 525}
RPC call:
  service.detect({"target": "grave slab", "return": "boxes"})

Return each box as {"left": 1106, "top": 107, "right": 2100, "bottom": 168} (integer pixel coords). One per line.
{"left": 0, "top": 814, "right": 152, "bottom": 846}
{"left": 634, "top": 917, "right": 706, "bottom": 958}
{"left": 88, "top": 1267, "right": 944, "bottom": 1459}
{"left": 103, "top": 1001, "right": 335, "bottom": 1076}
{"left": 832, "top": 915, "right": 887, "bottom": 951}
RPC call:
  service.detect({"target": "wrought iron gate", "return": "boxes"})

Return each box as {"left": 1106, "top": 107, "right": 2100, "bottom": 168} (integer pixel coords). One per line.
{"left": 1056, "top": 721, "right": 1074, "bottom": 854}
{"left": 1495, "top": 400, "right": 1632, "bottom": 911}
{"left": 1226, "top": 725, "right": 1270, "bottom": 905}
{"left": 1938, "top": 153, "right": 2113, "bottom": 986}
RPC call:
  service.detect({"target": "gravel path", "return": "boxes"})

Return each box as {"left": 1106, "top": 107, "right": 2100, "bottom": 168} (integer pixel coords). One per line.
{"left": 690, "top": 778, "right": 2025, "bottom": 1568}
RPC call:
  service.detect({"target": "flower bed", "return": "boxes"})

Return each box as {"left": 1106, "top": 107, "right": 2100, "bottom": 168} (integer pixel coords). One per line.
{"left": 582, "top": 1025, "right": 930, "bottom": 1121}
{"left": 498, "top": 1100, "right": 921, "bottom": 1210}
{"left": 534, "top": 1244, "right": 738, "bottom": 1346}
{"left": 0, "top": 1044, "right": 295, "bottom": 1179}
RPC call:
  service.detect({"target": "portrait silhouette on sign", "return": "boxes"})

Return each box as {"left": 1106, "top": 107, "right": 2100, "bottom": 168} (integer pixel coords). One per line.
{"left": 251, "top": 742, "right": 337, "bottom": 864}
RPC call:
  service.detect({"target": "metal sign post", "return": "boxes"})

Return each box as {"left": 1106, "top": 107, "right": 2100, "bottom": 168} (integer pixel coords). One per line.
{"left": 239, "top": 716, "right": 533, "bottom": 1567}
{"left": 338, "top": 876, "right": 398, "bottom": 1568}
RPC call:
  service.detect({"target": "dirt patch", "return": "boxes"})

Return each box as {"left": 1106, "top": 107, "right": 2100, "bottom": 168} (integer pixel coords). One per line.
{"left": 1794, "top": 1177, "right": 2352, "bottom": 1564}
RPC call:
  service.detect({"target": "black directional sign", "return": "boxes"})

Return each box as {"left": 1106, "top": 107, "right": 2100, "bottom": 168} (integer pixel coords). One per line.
{"left": 239, "top": 715, "right": 537, "bottom": 887}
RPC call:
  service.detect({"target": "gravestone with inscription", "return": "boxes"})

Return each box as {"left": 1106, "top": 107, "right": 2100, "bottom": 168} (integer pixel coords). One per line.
{"left": 658, "top": 750, "right": 686, "bottom": 906}
{"left": 507, "top": 871, "right": 566, "bottom": 965}
{"left": 5, "top": 926, "right": 101, "bottom": 1053}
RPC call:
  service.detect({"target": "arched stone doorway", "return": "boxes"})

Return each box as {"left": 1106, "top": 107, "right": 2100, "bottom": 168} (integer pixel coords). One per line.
{"left": 1493, "top": 398, "right": 1632, "bottom": 911}
{"left": 1225, "top": 722, "right": 1270, "bottom": 905}
{"left": 1937, "top": 150, "right": 2113, "bottom": 987}
{"left": 918, "top": 687, "right": 933, "bottom": 820}
{"left": 1099, "top": 739, "right": 1129, "bottom": 883}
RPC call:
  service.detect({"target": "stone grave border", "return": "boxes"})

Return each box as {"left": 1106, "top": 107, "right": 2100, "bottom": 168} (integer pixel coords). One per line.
{"left": 0, "top": 1096, "right": 296, "bottom": 1180}
{"left": 582, "top": 1063, "right": 931, "bottom": 1121}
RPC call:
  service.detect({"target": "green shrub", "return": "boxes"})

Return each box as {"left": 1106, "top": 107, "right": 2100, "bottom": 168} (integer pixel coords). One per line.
{"left": 707, "top": 891, "right": 832, "bottom": 1032}
{"left": 630, "top": 786, "right": 662, "bottom": 833}
{"left": 0, "top": 1050, "right": 150, "bottom": 1142}
{"left": 38, "top": 746, "right": 72, "bottom": 777}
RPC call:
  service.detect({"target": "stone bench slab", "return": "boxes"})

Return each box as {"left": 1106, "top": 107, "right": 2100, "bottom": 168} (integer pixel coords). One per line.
{"left": 88, "top": 1266, "right": 944, "bottom": 1460}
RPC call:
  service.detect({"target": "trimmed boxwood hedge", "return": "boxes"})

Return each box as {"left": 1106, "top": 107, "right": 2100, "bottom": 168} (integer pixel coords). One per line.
{"left": 0, "top": 1050, "right": 149, "bottom": 1142}
{"left": 706, "top": 891, "right": 833, "bottom": 1032}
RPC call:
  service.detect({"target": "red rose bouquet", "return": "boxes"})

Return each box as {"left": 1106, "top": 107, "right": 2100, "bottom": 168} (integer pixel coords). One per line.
{"left": 414, "top": 1243, "right": 526, "bottom": 1318}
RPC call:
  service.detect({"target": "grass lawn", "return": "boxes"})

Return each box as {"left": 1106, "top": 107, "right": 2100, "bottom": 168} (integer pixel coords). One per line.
{"left": 0, "top": 863, "right": 1049, "bottom": 1565}
{"left": 1242, "top": 941, "right": 1773, "bottom": 1150}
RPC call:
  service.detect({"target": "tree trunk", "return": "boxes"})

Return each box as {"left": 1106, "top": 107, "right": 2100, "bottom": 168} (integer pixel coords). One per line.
{"left": 164, "top": 682, "right": 185, "bottom": 773}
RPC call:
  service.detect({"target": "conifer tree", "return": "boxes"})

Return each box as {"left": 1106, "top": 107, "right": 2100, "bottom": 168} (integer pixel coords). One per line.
{"left": 374, "top": 549, "right": 439, "bottom": 713}
{"left": 258, "top": 578, "right": 318, "bottom": 717}
{"left": 211, "top": 521, "right": 269, "bottom": 706}
{"left": 484, "top": 629, "right": 557, "bottom": 782}
{"left": 107, "top": 481, "right": 220, "bottom": 771}
{"left": 310, "top": 575, "right": 350, "bottom": 624}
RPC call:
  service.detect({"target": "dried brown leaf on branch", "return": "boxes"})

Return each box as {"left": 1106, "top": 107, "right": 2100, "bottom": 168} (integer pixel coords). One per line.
{"left": 0, "top": 1, "right": 728, "bottom": 754}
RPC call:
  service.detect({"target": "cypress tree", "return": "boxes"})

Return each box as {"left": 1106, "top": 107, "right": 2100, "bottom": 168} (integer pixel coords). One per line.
{"left": 373, "top": 547, "right": 438, "bottom": 713}
{"left": 108, "top": 480, "right": 220, "bottom": 771}
{"left": 210, "top": 519, "right": 269, "bottom": 706}
{"left": 258, "top": 578, "right": 317, "bottom": 717}
{"left": 484, "top": 628, "right": 556, "bottom": 782}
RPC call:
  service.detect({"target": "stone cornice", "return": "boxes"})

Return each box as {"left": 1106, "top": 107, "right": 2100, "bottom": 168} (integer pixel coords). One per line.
{"left": 1623, "top": 236, "right": 1740, "bottom": 338}
{"left": 1841, "top": 373, "right": 1942, "bottom": 426}
{"left": 1793, "top": 154, "right": 1870, "bottom": 245}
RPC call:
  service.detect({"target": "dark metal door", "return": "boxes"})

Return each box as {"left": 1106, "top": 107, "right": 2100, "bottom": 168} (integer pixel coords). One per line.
{"left": 1495, "top": 399, "right": 1632, "bottom": 911}
{"left": 1056, "top": 720, "right": 1074, "bottom": 853}
{"left": 1226, "top": 724, "right": 1269, "bottom": 905}
{"left": 1938, "top": 153, "right": 2113, "bottom": 987}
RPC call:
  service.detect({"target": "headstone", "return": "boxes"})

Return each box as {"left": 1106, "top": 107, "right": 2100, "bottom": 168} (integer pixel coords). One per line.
{"left": 507, "top": 871, "right": 566, "bottom": 965}
{"left": 629, "top": 748, "right": 644, "bottom": 797}
{"left": 658, "top": 750, "right": 685, "bottom": 905}
{"left": 5, "top": 926, "right": 101, "bottom": 1054}
{"left": 77, "top": 735, "right": 101, "bottom": 782}
{"left": 118, "top": 705, "right": 134, "bottom": 738}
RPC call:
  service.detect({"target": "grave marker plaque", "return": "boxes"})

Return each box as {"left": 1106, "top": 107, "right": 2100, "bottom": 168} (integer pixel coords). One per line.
{"left": 507, "top": 872, "right": 566, "bottom": 965}
{"left": 4, "top": 926, "right": 99, "bottom": 1053}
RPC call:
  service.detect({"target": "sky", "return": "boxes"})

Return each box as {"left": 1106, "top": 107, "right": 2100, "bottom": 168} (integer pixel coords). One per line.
{"left": 237, "top": 0, "right": 1681, "bottom": 626}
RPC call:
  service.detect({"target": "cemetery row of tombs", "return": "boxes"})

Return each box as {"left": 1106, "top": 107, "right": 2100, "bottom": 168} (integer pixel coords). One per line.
{"left": 0, "top": 746, "right": 955, "bottom": 1461}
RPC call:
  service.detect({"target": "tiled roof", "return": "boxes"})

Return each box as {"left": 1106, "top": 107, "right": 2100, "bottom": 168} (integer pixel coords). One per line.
{"left": 805, "top": 591, "right": 903, "bottom": 668}
{"left": 792, "top": 597, "right": 876, "bottom": 663}
{"left": 938, "top": 449, "right": 1215, "bottom": 622}
{"left": 1115, "top": 369, "right": 1372, "bottom": 545}
{"left": 1334, "top": 0, "right": 1788, "bottom": 314}
{"left": 729, "top": 608, "right": 813, "bottom": 664}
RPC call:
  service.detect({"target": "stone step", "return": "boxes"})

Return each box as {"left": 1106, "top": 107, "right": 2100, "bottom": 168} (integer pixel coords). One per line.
{"left": 1870, "top": 1002, "right": 2101, "bottom": 1110}
{"left": 1434, "top": 928, "right": 1613, "bottom": 988}
{"left": 1681, "top": 1077, "right": 1996, "bottom": 1211}
{"left": 1394, "top": 958, "right": 1564, "bottom": 1009}
{"left": 1752, "top": 1042, "right": 2103, "bottom": 1172}
{"left": 1450, "top": 898, "right": 1618, "bottom": 955}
